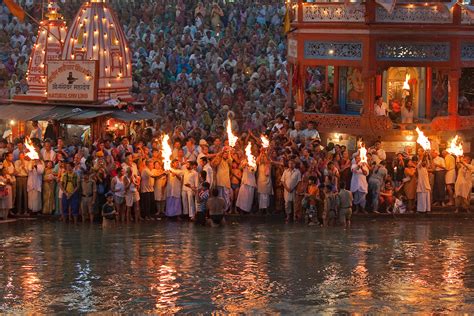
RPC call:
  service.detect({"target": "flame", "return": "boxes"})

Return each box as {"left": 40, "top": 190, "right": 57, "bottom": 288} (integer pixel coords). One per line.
{"left": 226, "top": 119, "right": 238, "bottom": 147}
{"left": 359, "top": 145, "right": 368, "bottom": 164}
{"left": 415, "top": 127, "right": 431, "bottom": 150}
{"left": 447, "top": 135, "right": 463, "bottom": 157}
{"left": 245, "top": 142, "right": 257, "bottom": 169}
{"left": 161, "top": 134, "right": 172, "bottom": 171}
{"left": 24, "top": 137, "right": 39, "bottom": 160}
{"left": 261, "top": 135, "right": 269, "bottom": 148}
{"left": 403, "top": 73, "right": 411, "bottom": 90}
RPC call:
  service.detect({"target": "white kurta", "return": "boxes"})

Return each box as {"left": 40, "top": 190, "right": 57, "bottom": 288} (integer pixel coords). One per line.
{"left": 350, "top": 163, "right": 368, "bottom": 193}
{"left": 154, "top": 173, "right": 167, "bottom": 201}
{"left": 203, "top": 164, "right": 214, "bottom": 188}
{"left": 166, "top": 168, "right": 183, "bottom": 198}
{"left": 236, "top": 167, "right": 257, "bottom": 212}
{"left": 27, "top": 161, "right": 44, "bottom": 212}
{"left": 257, "top": 162, "right": 273, "bottom": 194}
{"left": 417, "top": 163, "right": 431, "bottom": 213}
{"left": 281, "top": 168, "right": 301, "bottom": 202}
{"left": 455, "top": 163, "right": 474, "bottom": 199}
{"left": 445, "top": 154, "right": 457, "bottom": 184}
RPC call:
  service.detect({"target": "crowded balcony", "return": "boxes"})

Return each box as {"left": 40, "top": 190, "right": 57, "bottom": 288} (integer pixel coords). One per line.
{"left": 294, "top": 65, "right": 474, "bottom": 134}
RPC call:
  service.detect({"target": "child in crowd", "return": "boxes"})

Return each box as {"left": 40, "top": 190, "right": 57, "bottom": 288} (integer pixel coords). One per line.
{"left": 393, "top": 193, "right": 407, "bottom": 214}
{"left": 304, "top": 176, "right": 319, "bottom": 226}
{"left": 197, "top": 181, "right": 210, "bottom": 226}
{"left": 337, "top": 181, "right": 353, "bottom": 229}
{"left": 102, "top": 192, "right": 117, "bottom": 228}
{"left": 206, "top": 188, "right": 226, "bottom": 227}
{"left": 379, "top": 180, "right": 395, "bottom": 213}
{"left": 80, "top": 172, "right": 97, "bottom": 223}
{"left": 325, "top": 186, "right": 338, "bottom": 227}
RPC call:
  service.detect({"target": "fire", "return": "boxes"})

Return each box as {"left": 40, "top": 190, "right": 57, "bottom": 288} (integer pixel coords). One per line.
{"left": 24, "top": 137, "right": 39, "bottom": 160}
{"left": 403, "top": 73, "right": 411, "bottom": 90}
{"left": 359, "top": 145, "right": 368, "bottom": 164}
{"left": 261, "top": 135, "right": 270, "bottom": 148}
{"left": 226, "top": 119, "right": 238, "bottom": 147}
{"left": 447, "top": 135, "right": 463, "bottom": 157}
{"left": 245, "top": 142, "right": 257, "bottom": 169}
{"left": 415, "top": 127, "right": 431, "bottom": 150}
{"left": 161, "top": 134, "right": 172, "bottom": 171}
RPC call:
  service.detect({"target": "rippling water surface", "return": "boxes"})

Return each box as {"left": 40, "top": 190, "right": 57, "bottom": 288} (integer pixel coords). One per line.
{"left": 1, "top": 220, "right": 474, "bottom": 313}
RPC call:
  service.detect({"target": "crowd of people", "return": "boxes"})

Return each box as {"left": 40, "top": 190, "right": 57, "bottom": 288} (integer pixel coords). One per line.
{"left": 0, "top": 117, "right": 472, "bottom": 229}
{"left": 0, "top": 0, "right": 473, "bottom": 228}
{"left": 1, "top": 0, "right": 290, "bottom": 131}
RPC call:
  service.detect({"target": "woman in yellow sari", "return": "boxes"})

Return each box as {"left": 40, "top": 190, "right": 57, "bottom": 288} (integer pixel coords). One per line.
{"left": 42, "top": 160, "right": 56, "bottom": 215}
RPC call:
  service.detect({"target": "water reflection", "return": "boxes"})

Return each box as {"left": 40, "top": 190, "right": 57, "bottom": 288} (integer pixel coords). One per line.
{"left": 0, "top": 221, "right": 474, "bottom": 313}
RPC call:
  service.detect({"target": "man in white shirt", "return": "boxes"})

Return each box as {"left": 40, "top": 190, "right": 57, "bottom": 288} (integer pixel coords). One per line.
{"left": 370, "top": 141, "right": 386, "bottom": 165}
{"left": 199, "top": 157, "right": 214, "bottom": 188}
{"left": 201, "top": 30, "right": 217, "bottom": 47}
{"left": 374, "top": 95, "right": 388, "bottom": 116}
{"left": 289, "top": 121, "right": 303, "bottom": 141}
{"left": 350, "top": 155, "right": 369, "bottom": 214}
{"left": 140, "top": 160, "right": 155, "bottom": 220}
{"left": 182, "top": 161, "right": 199, "bottom": 220}
{"left": 280, "top": 160, "right": 301, "bottom": 223}
{"left": 302, "top": 121, "right": 321, "bottom": 141}
{"left": 40, "top": 139, "right": 56, "bottom": 162}
{"left": 431, "top": 150, "right": 446, "bottom": 206}
{"left": 29, "top": 121, "right": 42, "bottom": 139}
{"left": 121, "top": 153, "right": 139, "bottom": 177}
{"left": 401, "top": 101, "right": 414, "bottom": 123}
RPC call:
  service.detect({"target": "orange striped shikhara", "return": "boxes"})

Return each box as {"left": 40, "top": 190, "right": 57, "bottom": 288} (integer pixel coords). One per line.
{"left": 62, "top": 0, "right": 133, "bottom": 102}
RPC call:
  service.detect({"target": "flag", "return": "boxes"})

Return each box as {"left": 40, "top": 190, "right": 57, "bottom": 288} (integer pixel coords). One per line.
{"left": 375, "top": 0, "right": 396, "bottom": 14}
{"left": 283, "top": 6, "right": 290, "bottom": 35}
{"left": 4, "top": 0, "right": 25, "bottom": 22}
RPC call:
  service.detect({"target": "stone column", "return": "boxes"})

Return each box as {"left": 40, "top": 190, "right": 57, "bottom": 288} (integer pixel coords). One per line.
{"left": 448, "top": 69, "right": 460, "bottom": 116}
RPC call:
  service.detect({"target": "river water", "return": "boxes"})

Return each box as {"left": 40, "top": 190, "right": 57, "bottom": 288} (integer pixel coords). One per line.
{"left": 1, "top": 220, "right": 474, "bottom": 313}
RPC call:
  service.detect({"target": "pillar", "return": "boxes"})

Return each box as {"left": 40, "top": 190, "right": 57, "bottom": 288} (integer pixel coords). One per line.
{"left": 333, "top": 66, "right": 339, "bottom": 104}
{"left": 448, "top": 69, "right": 461, "bottom": 116}
{"left": 425, "top": 67, "right": 432, "bottom": 118}
{"left": 362, "top": 70, "right": 377, "bottom": 116}
{"left": 295, "top": 64, "right": 305, "bottom": 111}
{"left": 375, "top": 74, "right": 382, "bottom": 96}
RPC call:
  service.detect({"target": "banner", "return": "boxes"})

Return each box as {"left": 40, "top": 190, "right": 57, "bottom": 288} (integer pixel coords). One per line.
{"left": 375, "top": 0, "right": 396, "bottom": 14}
{"left": 47, "top": 61, "right": 97, "bottom": 102}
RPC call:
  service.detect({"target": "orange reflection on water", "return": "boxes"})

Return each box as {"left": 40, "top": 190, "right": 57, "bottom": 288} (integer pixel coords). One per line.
{"left": 441, "top": 240, "right": 467, "bottom": 310}
{"left": 210, "top": 228, "right": 274, "bottom": 314}
{"left": 151, "top": 264, "right": 181, "bottom": 313}
{"left": 20, "top": 263, "right": 43, "bottom": 303}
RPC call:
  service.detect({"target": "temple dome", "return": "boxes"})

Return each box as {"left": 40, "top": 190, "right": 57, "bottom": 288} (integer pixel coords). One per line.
{"left": 15, "top": 0, "right": 67, "bottom": 101}
{"left": 62, "top": 0, "right": 133, "bottom": 102}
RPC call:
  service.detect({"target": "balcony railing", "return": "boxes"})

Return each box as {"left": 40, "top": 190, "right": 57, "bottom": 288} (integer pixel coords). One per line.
{"left": 300, "top": 2, "right": 457, "bottom": 24}
{"left": 302, "top": 3, "right": 365, "bottom": 23}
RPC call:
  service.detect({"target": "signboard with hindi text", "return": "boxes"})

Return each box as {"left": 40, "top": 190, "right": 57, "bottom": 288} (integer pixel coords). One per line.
{"left": 47, "top": 60, "right": 98, "bottom": 102}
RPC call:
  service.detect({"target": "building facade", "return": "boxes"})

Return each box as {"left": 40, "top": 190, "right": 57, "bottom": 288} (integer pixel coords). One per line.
{"left": 288, "top": 0, "right": 474, "bottom": 151}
